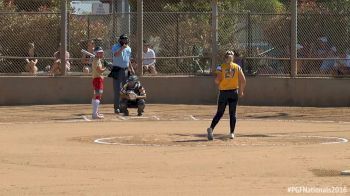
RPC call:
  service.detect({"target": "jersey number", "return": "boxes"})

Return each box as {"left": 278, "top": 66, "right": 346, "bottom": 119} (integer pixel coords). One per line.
{"left": 224, "top": 68, "right": 235, "bottom": 78}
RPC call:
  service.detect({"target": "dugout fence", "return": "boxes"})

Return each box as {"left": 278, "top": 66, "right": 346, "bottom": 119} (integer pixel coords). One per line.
{"left": 0, "top": 0, "right": 349, "bottom": 78}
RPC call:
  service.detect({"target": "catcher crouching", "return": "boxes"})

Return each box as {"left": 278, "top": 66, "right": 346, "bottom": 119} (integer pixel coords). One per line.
{"left": 120, "top": 75, "right": 146, "bottom": 116}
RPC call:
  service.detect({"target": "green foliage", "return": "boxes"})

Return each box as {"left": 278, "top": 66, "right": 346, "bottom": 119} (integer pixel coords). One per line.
{"left": 69, "top": 15, "right": 110, "bottom": 63}
{"left": 0, "top": 13, "right": 60, "bottom": 72}
{"left": 0, "top": 12, "right": 109, "bottom": 72}
{"left": 220, "top": 0, "right": 286, "bottom": 13}
{"left": 263, "top": 0, "right": 350, "bottom": 53}
{"left": 14, "top": 0, "right": 60, "bottom": 11}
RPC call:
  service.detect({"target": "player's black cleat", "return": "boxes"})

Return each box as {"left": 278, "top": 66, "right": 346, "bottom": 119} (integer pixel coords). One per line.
{"left": 207, "top": 128, "right": 213, "bottom": 141}
{"left": 124, "top": 110, "right": 129, "bottom": 116}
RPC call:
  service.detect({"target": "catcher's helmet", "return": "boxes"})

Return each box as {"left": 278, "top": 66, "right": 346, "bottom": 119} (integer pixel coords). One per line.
{"left": 127, "top": 75, "right": 139, "bottom": 82}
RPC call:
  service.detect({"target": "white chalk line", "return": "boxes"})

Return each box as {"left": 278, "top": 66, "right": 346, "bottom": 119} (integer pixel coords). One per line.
{"left": 152, "top": 116, "right": 160, "bottom": 120}
{"left": 93, "top": 136, "right": 269, "bottom": 147}
{"left": 117, "top": 115, "right": 127, "bottom": 120}
{"left": 271, "top": 134, "right": 348, "bottom": 145}
{"left": 189, "top": 115, "right": 199, "bottom": 121}
{"left": 94, "top": 137, "right": 163, "bottom": 147}
{"left": 94, "top": 134, "right": 348, "bottom": 147}
{"left": 81, "top": 115, "right": 91, "bottom": 122}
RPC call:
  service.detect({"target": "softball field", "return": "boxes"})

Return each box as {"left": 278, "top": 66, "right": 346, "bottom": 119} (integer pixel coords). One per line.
{"left": 0, "top": 104, "right": 349, "bottom": 195}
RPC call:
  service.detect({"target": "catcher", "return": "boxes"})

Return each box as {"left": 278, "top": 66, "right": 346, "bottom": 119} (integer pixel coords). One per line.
{"left": 120, "top": 75, "right": 147, "bottom": 116}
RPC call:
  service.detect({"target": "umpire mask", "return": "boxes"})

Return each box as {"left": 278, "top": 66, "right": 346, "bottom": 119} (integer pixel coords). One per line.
{"left": 119, "top": 34, "right": 129, "bottom": 46}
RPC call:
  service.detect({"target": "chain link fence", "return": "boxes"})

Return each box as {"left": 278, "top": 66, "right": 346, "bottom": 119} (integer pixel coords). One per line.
{"left": 0, "top": 0, "right": 350, "bottom": 77}
{"left": 0, "top": 1, "right": 60, "bottom": 74}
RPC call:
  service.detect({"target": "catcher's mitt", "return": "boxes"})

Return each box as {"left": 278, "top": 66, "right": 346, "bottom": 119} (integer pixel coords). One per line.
{"left": 127, "top": 91, "right": 137, "bottom": 100}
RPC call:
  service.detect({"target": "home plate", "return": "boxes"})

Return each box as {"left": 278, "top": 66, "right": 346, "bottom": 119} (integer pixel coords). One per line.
{"left": 341, "top": 170, "right": 350, "bottom": 175}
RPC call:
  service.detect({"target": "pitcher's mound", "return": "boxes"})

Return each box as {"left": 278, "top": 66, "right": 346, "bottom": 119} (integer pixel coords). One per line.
{"left": 88, "top": 133, "right": 347, "bottom": 147}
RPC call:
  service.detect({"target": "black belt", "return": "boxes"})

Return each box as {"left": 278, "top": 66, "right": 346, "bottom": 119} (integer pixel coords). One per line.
{"left": 108, "top": 67, "right": 128, "bottom": 78}
{"left": 112, "top": 66, "right": 128, "bottom": 71}
{"left": 220, "top": 89, "right": 238, "bottom": 92}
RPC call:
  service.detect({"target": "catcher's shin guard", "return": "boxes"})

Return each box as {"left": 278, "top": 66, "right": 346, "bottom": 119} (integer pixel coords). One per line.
{"left": 120, "top": 99, "right": 128, "bottom": 113}
{"left": 137, "top": 99, "right": 145, "bottom": 114}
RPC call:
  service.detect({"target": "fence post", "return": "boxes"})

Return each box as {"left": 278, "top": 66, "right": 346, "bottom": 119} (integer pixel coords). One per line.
{"left": 247, "top": 11, "right": 252, "bottom": 74}
{"left": 111, "top": 0, "right": 116, "bottom": 44}
{"left": 60, "top": 0, "right": 68, "bottom": 76}
{"left": 291, "top": 0, "right": 298, "bottom": 77}
{"left": 211, "top": 0, "right": 218, "bottom": 73}
{"left": 176, "top": 13, "right": 180, "bottom": 67}
{"left": 137, "top": 0, "right": 143, "bottom": 76}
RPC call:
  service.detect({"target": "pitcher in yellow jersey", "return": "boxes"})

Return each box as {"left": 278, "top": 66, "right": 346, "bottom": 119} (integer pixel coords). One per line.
{"left": 207, "top": 51, "right": 246, "bottom": 141}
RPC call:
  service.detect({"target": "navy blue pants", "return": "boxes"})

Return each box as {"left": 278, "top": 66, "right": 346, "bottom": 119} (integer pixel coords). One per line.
{"left": 210, "top": 89, "right": 239, "bottom": 134}
{"left": 120, "top": 99, "right": 145, "bottom": 114}
{"left": 111, "top": 67, "right": 128, "bottom": 112}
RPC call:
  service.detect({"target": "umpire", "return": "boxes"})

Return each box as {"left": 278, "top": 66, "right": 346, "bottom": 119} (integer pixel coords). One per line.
{"left": 109, "top": 34, "right": 132, "bottom": 114}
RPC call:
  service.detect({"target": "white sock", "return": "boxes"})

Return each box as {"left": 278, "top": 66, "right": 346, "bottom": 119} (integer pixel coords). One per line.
{"left": 95, "top": 99, "right": 100, "bottom": 114}
{"left": 92, "top": 99, "right": 99, "bottom": 116}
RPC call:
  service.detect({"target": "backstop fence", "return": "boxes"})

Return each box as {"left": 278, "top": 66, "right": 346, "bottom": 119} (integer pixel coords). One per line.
{"left": 0, "top": 0, "right": 349, "bottom": 77}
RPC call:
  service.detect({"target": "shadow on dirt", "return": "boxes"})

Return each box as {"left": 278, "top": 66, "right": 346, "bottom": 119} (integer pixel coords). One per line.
{"left": 172, "top": 133, "right": 273, "bottom": 143}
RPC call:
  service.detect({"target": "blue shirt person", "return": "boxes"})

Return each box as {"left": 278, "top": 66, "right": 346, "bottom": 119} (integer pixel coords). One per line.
{"left": 112, "top": 42, "right": 131, "bottom": 68}
{"left": 109, "top": 34, "right": 132, "bottom": 114}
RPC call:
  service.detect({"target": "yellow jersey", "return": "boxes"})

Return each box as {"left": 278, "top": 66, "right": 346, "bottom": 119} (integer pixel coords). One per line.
{"left": 92, "top": 59, "right": 103, "bottom": 78}
{"left": 216, "top": 62, "right": 240, "bottom": 90}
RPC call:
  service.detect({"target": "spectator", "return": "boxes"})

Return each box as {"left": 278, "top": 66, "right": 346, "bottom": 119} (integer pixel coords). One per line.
{"left": 81, "top": 39, "right": 95, "bottom": 73}
{"left": 25, "top": 42, "right": 38, "bottom": 74}
{"left": 130, "top": 58, "right": 137, "bottom": 73}
{"left": 303, "top": 42, "right": 319, "bottom": 74}
{"left": 333, "top": 50, "right": 350, "bottom": 76}
{"left": 109, "top": 34, "right": 132, "bottom": 114}
{"left": 142, "top": 40, "right": 157, "bottom": 74}
{"left": 320, "top": 46, "right": 337, "bottom": 74}
{"left": 233, "top": 50, "right": 243, "bottom": 68}
{"left": 316, "top": 37, "right": 329, "bottom": 57}
{"left": 313, "top": 36, "right": 330, "bottom": 73}
{"left": 50, "top": 44, "right": 70, "bottom": 75}
{"left": 120, "top": 75, "right": 147, "bottom": 116}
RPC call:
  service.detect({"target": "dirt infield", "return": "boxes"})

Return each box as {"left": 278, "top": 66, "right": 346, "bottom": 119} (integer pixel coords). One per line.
{"left": 0, "top": 104, "right": 349, "bottom": 195}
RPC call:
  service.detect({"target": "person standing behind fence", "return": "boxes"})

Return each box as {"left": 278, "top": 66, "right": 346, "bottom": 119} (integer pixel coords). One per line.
{"left": 25, "top": 42, "right": 38, "bottom": 74}
{"left": 82, "top": 39, "right": 95, "bottom": 73}
{"left": 233, "top": 50, "right": 243, "bottom": 69}
{"left": 207, "top": 51, "right": 246, "bottom": 141}
{"left": 109, "top": 34, "right": 132, "bottom": 114}
{"left": 50, "top": 44, "right": 71, "bottom": 75}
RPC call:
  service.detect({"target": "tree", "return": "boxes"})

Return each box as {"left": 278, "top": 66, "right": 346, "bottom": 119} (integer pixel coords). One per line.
{"left": 12, "top": 0, "right": 60, "bottom": 11}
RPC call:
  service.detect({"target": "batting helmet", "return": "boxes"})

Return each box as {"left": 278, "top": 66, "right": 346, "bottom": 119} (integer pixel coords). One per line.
{"left": 94, "top": 46, "right": 104, "bottom": 53}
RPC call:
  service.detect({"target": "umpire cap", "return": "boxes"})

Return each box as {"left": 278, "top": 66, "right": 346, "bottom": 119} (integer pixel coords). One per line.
{"left": 119, "top": 34, "right": 128, "bottom": 40}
